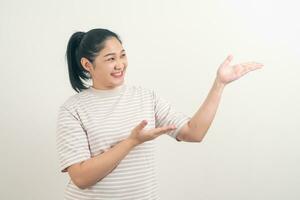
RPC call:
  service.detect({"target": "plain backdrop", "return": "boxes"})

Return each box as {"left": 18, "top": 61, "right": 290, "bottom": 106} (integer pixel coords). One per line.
{"left": 1, "top": 0, "right": 299, "bottom": 199}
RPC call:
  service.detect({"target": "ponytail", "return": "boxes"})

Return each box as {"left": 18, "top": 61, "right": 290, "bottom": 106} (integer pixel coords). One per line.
{"left": 66, "top": 32, "right": 89, "bottom": 93}
{"left": 65, "top": 28, "right": 122, "bottom": 93}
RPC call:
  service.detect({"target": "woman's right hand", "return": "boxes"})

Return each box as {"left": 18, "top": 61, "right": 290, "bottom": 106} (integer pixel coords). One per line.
{"left": 127, "top": 120, "right": 177, "bottom": 147}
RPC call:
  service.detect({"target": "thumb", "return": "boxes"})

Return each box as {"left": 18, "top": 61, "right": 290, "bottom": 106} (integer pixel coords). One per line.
{"left": 221, "top": 54, "right": 233, "bottom": 67}
{"left": 135, "top": 120, "right": 148, "bottom": 131}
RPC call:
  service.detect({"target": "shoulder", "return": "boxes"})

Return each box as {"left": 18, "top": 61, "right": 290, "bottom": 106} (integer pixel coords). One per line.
{"left": 59, "top": 91, "right": 86, "bottom": 111}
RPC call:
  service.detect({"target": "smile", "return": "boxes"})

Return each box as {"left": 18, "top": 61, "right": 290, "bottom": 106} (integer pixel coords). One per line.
{"left": 111, "top": 71, "right": 124, "bottom": 78}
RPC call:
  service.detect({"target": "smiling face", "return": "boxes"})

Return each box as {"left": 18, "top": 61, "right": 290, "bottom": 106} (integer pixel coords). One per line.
{"left": 81, "top": 37, "right": 128, "bottom": 90}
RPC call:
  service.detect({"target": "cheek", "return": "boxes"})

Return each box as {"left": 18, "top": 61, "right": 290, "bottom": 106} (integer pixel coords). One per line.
{"left": 95, "top": 67, "right": 110, "bottom": 77}
{"left": 94, "top": 61, "right": 114, "bottom": 73}
{"left": 123, "top": 60, "right": 128, "bottom": 68}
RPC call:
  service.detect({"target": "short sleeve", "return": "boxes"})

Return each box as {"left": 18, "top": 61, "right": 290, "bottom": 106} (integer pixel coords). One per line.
{"left": 153, "top": 90, "right": 191, "bottom": 141}
{"left": 56, "top": 106, "right": 91, "bottom": 173}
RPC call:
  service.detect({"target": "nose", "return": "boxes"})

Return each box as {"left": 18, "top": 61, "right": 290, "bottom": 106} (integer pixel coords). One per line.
{"left": 114, "top": 60, "right": 125, "bottom": 71}
{"left": 114, "top": 65, "right": 121, "bottom": 70}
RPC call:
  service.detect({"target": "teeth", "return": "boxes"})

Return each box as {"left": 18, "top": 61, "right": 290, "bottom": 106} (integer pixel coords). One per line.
{"left": 112, "top": 71, "right": 122, "bottom": 76}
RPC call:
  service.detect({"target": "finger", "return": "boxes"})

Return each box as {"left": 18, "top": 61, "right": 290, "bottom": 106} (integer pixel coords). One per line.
{"left": 153, "top": 125, "right": 177, "bottom": 136}
{"left": 241, "top": 62, "right": 264, "bottom": 73}
{"left": 134, "top": 120, "right": 148, "bottom": 131}
{"left": 243, "top": 62, "right": 264, "bottom": 68}
{"left": 221, "top": 54, "right": 233, "bottom": 67}
{"left": 233, "top": 64, "right": 260, "bottom": 78}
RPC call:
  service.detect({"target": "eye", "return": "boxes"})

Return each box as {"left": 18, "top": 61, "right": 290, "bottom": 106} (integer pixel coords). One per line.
{"left": 121, "top": 53, "right": 126, "bottom": 57}
{"left": 107, "top": 57, "right": 115, "bottom": 61}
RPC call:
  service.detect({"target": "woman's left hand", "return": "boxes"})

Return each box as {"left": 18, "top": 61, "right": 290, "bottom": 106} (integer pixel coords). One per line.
{"left": 216, "top": 54, "right": 263, "bottom": 85}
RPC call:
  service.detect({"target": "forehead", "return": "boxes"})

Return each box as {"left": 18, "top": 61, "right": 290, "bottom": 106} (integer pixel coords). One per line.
{"left": 99, "top": 37, "right": 123, "bottom": 56}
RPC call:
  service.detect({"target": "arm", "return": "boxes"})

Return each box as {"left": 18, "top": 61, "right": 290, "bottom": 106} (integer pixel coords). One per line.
{"left": 67, "top": 120, "right": 175, "bottom": 190}
{"left": 176, "top": 77, "right": 224, "bottom": 142}
{"left": 177, "top": 55, "right": 263, "bottom": 142}
{"left": 68, "top": 138, "right": 136, "bottom": 189}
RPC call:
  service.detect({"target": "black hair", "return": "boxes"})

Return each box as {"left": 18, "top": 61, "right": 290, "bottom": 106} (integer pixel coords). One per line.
{"left": 66, "top": 28, "right": 122, "bottom": 93}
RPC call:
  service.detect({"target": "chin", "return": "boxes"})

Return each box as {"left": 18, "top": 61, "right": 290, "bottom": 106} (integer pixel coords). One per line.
{"left": 112, "top": 79, "right": 124, "bottom": 86}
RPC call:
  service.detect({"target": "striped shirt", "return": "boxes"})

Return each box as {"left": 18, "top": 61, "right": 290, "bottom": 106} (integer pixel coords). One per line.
{"left": 56, "top": 83, "right": 191, "bottom": 200}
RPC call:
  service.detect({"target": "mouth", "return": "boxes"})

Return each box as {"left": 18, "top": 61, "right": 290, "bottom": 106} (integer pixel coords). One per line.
{"left": 111, "top": 71, "right": 124, "bottom": 78}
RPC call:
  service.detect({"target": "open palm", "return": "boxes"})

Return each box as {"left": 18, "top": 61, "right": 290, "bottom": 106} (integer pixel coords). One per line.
{"left": 217, "top": 55, "right": 263, "bottom": 85}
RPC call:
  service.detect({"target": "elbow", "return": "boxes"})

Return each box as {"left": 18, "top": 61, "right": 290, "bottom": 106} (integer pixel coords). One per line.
{"left": 72, "top": 174, "right": 105, "bottom": 190}
{"left": 67, "top": 162, "right": 93, "bottom": 190}
{"left": 72, "top": 177, "right": 88, "bottom": 190}
{"left": 192, "top": 135, "right": 203, "bottom": 143}
{"left": 194, "top": 131, "right": 206, "bottom": 143}
{"left": 198, "top": 131, "right": 207, "bottom": 142}
{"left": 195, "top": 128, "right": 209, "bottom": 142}
{"left": 181, "top": 131, "right": 205, "bottom": 143}
{"left": 186, "top": 134, "right": 203, "bottom": 143}
{"left": 68, "top": 169, "right": 91, "bottom": 190}
{"left": 186, "top": 122, "right": 206, "bottom": 143}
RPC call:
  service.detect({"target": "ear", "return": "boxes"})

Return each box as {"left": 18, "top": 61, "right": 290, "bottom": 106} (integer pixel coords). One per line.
{"left": 80, "top": 57, "right": 93, "bottom": 72}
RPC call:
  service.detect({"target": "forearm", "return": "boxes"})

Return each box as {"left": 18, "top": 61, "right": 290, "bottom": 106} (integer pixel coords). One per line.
{"left": 76, "top": 138, "right": 136, "bottom": 189}
{"left": 188, "top": 77, "right": 225, "bottom": 141}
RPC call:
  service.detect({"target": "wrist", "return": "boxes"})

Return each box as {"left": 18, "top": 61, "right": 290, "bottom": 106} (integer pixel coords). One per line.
{"left": 124, "top": 138, "right": 139, "bottom": 148}
{"left": 214, "top": 76, "right": 226, "bottom": 90}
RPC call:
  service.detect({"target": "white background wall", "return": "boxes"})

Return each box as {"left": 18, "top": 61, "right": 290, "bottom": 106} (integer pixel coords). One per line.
{"left": 1, "top": 0, "right": 299, "bottom": 199}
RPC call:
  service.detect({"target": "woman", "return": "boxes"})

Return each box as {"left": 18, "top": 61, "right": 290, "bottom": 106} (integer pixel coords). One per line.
{"left": 56, "top": 28, "right": 263, "bottom": 200}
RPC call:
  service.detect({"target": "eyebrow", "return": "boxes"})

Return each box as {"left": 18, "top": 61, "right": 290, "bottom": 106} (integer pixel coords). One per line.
{"left": 104, "top": 49, "right": 126, "bottom": 57}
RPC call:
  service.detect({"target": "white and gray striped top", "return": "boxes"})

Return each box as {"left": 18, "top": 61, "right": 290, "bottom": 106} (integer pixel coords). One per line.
{"left": 56, "top": 83, "right": 191, "bottom": 200}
